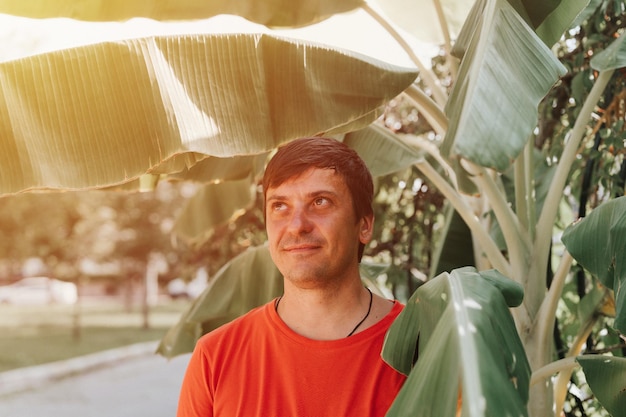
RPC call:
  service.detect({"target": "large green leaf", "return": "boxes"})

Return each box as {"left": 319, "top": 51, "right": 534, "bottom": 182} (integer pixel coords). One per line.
{"left": 172, "top": 177, "right": 257, "bottom": 245}
{"left": 166, "top": 153, "right": 268, "bottom": 183}
{"left": 533, "top": 0, "right": 592, "bottom": 47}
{"left": 430, "top": 203, "right": 476, "bottom": 277}
{"left": 169, "top": 153, "right": 267, "bottom": 244}
{"left": 442, "top": 0, "right": 567, "bottom": 172}
{"left": 382, "top": 267, "right": 530, "bottom": 416}
{"left": 561, "top": 196, "right": 626, "bottom": 334}
{"left": 0, "top": 0, "right": 363, "bottom": 27}
{"left": 576, "top": 356, "right": 626, "bottom": 416}
{"left": 156, "top": 244, "right": 283, "bottom": 357}
{"left": 495, "top": 0, "right": 585, "bottom": 42}
{"left": 0, "top": 33, "right": 417, "bottom": 194}
{"left": 590, "top": 31, "right": 626, "bottom": 71}
{"left": 343, "top": 124, "right": 425, "bottom": 178}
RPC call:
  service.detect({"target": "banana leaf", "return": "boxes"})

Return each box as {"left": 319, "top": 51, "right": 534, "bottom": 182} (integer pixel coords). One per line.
{"left": 533, "top": 0, "right": 593, "bottom": 47}
{"left": 156, "top": 244, "right": 283, "bottom": 358}
{"left": 442, "top": 0, "right": 567, "bottom": 174}
{"left": 576, "top": 356, "right": 626, "bottom": 417}
{"left": 561, "top": 196, "right": 626, "bottom": 334}
{"left": 429, "top": 203, "right": 475, "bottom": 277}
{"left": 382, "top": 267, "right": 530, "bottom": 416}
{"left": 590, "top": 30, "right": 626, "bottom": 71}
{"left": 165, "top": 152, "right": 268, "bottom": 182}
{"left": 172, "top": 177, "right": 257, "bottom": 245}
{"left": 0, "top": 0, "right": 364, "bottom": 27}
{"left": 0, "top": 32, "right": 417, "bottom": 194}
{"left": 343, "top": 124, "right": 425, "bottom": 178}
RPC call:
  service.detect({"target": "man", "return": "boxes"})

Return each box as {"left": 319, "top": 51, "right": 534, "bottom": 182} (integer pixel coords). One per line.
{"left": 177, "top": 137, "right": 406, "bottom": 417}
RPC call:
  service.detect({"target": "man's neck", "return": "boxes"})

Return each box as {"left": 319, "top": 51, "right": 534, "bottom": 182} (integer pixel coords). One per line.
{"left": 275, "top": 281, "right": 392, "bottom": 340}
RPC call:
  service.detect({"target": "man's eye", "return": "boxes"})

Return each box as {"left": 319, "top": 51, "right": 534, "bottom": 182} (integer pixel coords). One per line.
{"left": 272, "top": 202, "right": 287, "bottom": 211}
{"left": 314, "top": 197, "right": 329, "bottom": 206}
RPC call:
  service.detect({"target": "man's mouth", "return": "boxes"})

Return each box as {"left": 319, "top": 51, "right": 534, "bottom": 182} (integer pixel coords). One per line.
{"left": 281, "top": 242, "right": 322, "bottom": 252}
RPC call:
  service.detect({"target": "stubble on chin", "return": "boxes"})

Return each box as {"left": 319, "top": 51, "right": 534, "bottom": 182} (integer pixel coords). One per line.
{"left": 277, "top": 259, "right": 330, "bottom": 288}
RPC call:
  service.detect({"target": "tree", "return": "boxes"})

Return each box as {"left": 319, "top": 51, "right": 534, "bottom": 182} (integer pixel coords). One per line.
{"left": 1, "top": 1, "right": 625, "bottom": 416}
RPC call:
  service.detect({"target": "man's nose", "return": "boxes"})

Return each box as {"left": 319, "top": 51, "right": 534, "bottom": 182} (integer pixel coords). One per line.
{"left": 286, "top": 206, "right": 313, "bottom": 233}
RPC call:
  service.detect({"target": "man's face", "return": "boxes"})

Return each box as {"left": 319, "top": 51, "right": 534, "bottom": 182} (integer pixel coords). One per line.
{"left": 265, "top": 168, "right": 373, "bottom": 288}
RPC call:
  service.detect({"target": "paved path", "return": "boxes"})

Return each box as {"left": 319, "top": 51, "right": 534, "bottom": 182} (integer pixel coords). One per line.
{"left": 0, "top": 351, "right": 191, "bottom": 417}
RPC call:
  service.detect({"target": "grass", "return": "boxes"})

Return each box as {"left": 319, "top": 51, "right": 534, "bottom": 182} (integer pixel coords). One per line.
{"left": 0, "top": 298, "right": 189, "bottom": 372}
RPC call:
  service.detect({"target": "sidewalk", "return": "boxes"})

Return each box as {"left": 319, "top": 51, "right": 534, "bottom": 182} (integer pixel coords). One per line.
{"left": 0, "top": 340, "right": 159, "bottom": 397}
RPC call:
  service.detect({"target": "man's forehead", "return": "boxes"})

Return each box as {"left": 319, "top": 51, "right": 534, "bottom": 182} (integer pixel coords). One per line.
{"left": 265, "top": 167, "right": 343, "bottom": 196}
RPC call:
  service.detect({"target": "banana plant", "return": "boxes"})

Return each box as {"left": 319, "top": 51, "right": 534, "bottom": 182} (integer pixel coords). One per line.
{"left": 159, "top": 1, "right": 625, "bottom": 415}
{"left": 2, "top": 1, "right": 625, "bottom": 416}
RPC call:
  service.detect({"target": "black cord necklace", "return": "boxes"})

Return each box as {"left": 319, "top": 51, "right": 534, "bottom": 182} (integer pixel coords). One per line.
{"left": 274, "top": 287, "right": 373, "bottom": 338}
{"left": 347, "top": 287, "right": 373, "bottom": 337}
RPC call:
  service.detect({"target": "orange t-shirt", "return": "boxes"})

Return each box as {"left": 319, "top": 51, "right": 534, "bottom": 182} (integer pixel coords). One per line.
{"left": 177, "top": 300, "right": 406, "bottom": 417}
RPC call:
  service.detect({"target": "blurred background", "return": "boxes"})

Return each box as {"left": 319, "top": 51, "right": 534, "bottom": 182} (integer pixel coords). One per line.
{"left": 0, "top": 94, "right": 441, "bottom": 372}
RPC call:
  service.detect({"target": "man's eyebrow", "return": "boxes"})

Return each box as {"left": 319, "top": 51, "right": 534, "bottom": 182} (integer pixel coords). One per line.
{"left": 266, "top": 190, "right": 339, "bottom": 201}
{"left": 266, "top": 194, "right": 285, "bottom": 202}
{"left": 309, "top": 190, "right": 339, "bottom": 199}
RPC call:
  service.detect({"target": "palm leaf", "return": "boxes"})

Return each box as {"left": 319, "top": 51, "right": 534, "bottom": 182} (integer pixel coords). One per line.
{"left": 590, "top": 30, "right": 626, "bottom": 71}
{"left": 166, "top": 153, "right": 268, "bottom": 183}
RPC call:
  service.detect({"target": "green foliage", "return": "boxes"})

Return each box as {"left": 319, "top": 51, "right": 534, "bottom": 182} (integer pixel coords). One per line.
{"left": 562, "top": 197, "right": 626, "bottom": 333}
{"left": 576, "top": 356, "right": 626, "bottom": 416}
{"left": 0, "top": 183, "right": 192, "bottom": 285}
{"left": 367, "top": 166, "right": 445, "bottom": 299}
{"left": 383, "top": 267, "right": 529, "bottom": 417}
{"left": 157, "top": 245, "right": 283, "bottom": 357}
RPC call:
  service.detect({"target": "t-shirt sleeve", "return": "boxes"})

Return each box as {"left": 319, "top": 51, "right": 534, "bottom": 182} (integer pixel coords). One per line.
{"left": 177, "top": 342, "right": 214, "bottom": 417}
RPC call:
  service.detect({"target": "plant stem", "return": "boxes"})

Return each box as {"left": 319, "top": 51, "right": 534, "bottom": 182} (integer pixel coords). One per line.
{"left": 361, "top": 2, "right": 447, "bottom": 106}
{"left": 514, "top": 143, "right": 529, "bottom": 232}
{"left": 432, "top": 0, "right": 458, "bottom": 80}
{"left": 415, "top": 160, "right": 511, "bottom": 277}
{"left": 433, "top": 0, "right": 452, "bottom": 55}
{"left": 530, "top": 69, "right": 615, "bottom": 316}
{"left": 524, "top": 138, "right": 537, "bottom": 241}
{"left": 401, "top": 134, "right": 457, "bottom": 189}
{"left": 530, "top": 356, "right": 578, "bottom": 387}
{"left": 533, "top": 250, "right": 574, "bottom": 366}
{"left": 402, "top": 84, "right": 447, "bottom": 135}
{"left": 553, "top": 319, "right": 597, "bottom": 416}
{"left": 461, "top": 160, "right": 531, "bottom": 282}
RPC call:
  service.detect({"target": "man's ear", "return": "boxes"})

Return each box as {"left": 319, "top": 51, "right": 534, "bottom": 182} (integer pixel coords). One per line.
{"left": 359, "top": 214, "right": 374, "bottom": 244}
